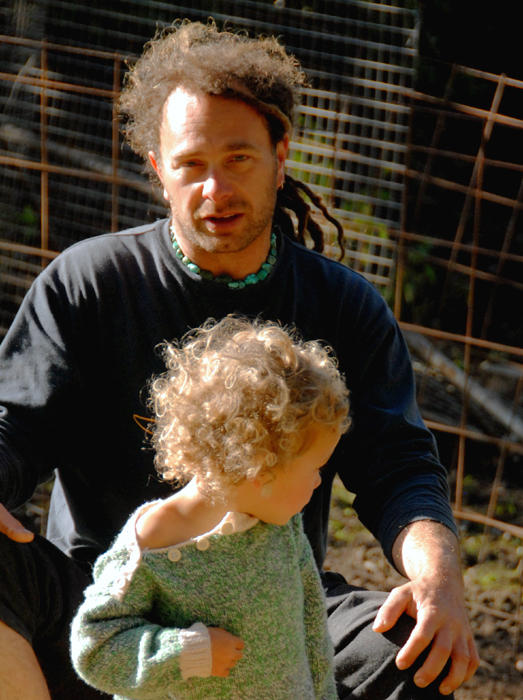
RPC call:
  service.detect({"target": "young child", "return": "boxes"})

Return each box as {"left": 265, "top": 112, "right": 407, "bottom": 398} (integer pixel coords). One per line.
{"left": 70, "top": 315, "right": 350, "bottom": 699}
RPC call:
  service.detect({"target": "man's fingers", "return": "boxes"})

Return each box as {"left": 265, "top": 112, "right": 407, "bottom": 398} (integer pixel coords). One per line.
{"left": 411, "top": 629, "right": 453, "bottom": 688}
{"left": 0, "top": 504, "right": 34, "bottom": 543}
{"left": 395, "top": 610, "right": 438, "bottom": 671}
{"left": 397, "top": 620, "right": 479, "bottom": 694}
{"left": 373, "top": 586, "right": 411, "bottom": 633}
{"left": 438, "top": 637, "right": 480, "bottom": 696}
{"left": 465, "top": 637, "right": 481, "bottom": 681}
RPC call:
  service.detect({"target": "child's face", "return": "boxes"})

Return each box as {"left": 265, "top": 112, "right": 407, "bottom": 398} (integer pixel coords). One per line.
{"left": 249, "top": 424, "right": 341, "bottom": 525}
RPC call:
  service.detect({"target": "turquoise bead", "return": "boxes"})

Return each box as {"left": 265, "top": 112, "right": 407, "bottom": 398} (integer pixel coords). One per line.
{"left": 170, "top": 227, "right": 277, "bottom": 290}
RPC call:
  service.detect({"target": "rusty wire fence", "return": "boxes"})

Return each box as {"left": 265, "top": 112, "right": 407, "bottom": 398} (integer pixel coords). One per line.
{"left": 1, "top": 0, "right": 419, "bottom": 330}
{"left": 396, "top": 64, "right": 523, "bottom": 654}
{"left": 0, "top": 12, "right": 522, "bottom": 663}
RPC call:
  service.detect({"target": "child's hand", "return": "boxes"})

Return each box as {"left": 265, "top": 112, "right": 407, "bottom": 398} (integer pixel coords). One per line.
{"left": 208, "top": 627, "right": 244, "bottom": 677}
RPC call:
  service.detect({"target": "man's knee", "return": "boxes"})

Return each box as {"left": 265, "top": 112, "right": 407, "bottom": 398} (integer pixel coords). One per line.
{"left": 0, "top": 619, "right": 51, "bottom": 699}
{"left": 323, "top": 575, "right": 453, "bottom": 699}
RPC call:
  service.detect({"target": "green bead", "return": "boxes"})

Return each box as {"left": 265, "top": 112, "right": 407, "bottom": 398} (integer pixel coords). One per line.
{"left": 171, "top": 227, "right": 278, "bottom": 288}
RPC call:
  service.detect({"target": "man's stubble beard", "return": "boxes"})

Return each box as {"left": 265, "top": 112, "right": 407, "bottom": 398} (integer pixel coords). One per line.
{"left": 170, "top": 168, "right": 279, "bottom": 255}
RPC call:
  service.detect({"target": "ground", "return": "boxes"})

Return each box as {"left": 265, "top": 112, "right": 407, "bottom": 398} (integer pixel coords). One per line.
{"left": 324, "top": 479, "right": 523, "bottom": 700}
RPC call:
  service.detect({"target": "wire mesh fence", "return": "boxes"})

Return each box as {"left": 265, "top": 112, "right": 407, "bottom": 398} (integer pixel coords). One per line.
{"left": 396, "top": 64, "right": 523, "bottom": 658}
{"left": 1, "top": 0, "right": 419, "bottom": 335}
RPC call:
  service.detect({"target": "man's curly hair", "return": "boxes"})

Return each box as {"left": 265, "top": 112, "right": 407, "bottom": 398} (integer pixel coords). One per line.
{"left": 119, "top": 19, "right": 345, "bottom": 258}
{"left": 148, "top": 316, "right": 350, "bottom": 498}
{"left": 119, "top": 19, "right": 306, "bottom": 166}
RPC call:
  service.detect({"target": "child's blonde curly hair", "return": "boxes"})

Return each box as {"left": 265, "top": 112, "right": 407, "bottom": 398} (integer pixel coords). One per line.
{"left": 148, "top": 316, "right": 350, "bottom": 497}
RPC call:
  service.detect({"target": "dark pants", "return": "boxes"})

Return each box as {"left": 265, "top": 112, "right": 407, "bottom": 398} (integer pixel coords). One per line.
{"left": 323, "top": 571, "right": 454, "bottom": 699}
{"left": 0, "top": 534, "right": 452, "bottom": 699}
{"left": 0, "top": 533, "right": 110, "bottom": 699}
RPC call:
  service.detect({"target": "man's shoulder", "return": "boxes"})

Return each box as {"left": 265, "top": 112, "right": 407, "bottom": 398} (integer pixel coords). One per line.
{"left": 62, "top": 218, "right": 167, "bottom": 258}
{"left": 284, "top": 236, "right": 383, "bottom": 297}
{"left": 282, "top": 237, "right": 396, "bottom": 336}
{"left": 45, "top": 219, "right": 168, "bottom": 279}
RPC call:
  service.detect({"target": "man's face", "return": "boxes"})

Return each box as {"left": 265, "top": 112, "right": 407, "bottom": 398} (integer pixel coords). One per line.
{"left": 150, "top": 88, "right": 288, "bottom": 271}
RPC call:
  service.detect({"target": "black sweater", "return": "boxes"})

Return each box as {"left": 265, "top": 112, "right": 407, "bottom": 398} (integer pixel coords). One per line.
{"left": 0, "top": 219, "right": 455, "bottom": 570}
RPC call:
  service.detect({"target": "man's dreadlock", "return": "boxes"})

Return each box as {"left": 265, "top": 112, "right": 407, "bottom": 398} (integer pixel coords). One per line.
{"left": 276, "top": 176, "right": 345, "bottom": 260}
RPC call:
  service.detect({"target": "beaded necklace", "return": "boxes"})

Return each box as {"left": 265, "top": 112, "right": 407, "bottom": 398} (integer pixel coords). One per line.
{"left": 170, "top": 227, "right": 277, "bottom": 289}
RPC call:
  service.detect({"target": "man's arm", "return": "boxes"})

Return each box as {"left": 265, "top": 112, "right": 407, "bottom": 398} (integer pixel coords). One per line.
{"left": 0, "top": 247, "right": 84, "bottom": 537}
{"left": 372, "top": 519, "right": 479, "bottom": 695}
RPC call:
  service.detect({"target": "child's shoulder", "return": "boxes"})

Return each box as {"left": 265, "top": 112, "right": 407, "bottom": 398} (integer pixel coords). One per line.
{"left": 91, "top": 501, "right": 162, "bottom": 591}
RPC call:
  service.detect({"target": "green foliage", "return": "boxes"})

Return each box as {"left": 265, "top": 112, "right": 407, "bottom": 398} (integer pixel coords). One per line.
{"left": 402, "top": 242, "right": 436, "bottom": 304}
{"left": 16, "top": 205, "right": 39, "bottom": 244}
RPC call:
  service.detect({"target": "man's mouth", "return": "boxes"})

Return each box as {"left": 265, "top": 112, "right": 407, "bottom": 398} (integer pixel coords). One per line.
{"left": 202, "top": 213, "right": 243, "bottom": 226}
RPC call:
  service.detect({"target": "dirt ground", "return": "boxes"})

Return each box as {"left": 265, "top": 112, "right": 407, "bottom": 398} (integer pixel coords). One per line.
{"left": 324, "top": 479, "right": 523, "bottom": 700}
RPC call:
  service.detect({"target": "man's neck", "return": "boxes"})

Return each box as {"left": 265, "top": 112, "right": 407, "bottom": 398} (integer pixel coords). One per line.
{"left": 173, "top": 230, "right": 272, "bottom": 280}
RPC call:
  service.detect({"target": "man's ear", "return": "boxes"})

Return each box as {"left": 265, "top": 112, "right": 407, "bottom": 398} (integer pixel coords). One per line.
{"left": 276, "top": 134, "right": 289, "bottom": 190}
{"left": 148, "top": 151, "right": 169, "bottom": 202}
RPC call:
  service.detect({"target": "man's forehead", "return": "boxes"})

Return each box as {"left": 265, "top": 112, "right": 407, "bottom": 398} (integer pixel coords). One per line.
{"left": 164, "top": 87, "right": 262, "bottom": 123}
{"left": 161, "top": 87, "right": 273, "bottom": 151}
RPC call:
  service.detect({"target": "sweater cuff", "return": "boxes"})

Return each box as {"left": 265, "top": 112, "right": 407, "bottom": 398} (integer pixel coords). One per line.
{"left": 179, "top": 622, "right": 212, "bottom": 679}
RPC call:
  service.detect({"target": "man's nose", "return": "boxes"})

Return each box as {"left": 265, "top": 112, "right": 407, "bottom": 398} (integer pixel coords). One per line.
{"left": 201, "top": 168, "right": 233, "bottom": 202}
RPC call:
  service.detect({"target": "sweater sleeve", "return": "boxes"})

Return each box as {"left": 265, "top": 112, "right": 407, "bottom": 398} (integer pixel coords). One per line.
{"left": 293, "top": 516, "right": 337, "bottom": 700}
{"left": 70, "top": 512, "right": 213, "bottom": 698}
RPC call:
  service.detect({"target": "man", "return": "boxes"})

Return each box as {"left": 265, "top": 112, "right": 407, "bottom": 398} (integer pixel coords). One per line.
{"left": 0, "top": 20, "right": 478, "bottom": 699}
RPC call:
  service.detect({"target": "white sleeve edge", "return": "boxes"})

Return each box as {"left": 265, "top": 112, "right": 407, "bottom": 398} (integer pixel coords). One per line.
{"left": 179, "top": 622, "right": 212, "bottom": 679}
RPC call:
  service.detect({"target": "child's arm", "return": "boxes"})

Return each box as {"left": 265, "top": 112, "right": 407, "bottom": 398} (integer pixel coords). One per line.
{"left": 70, "top": 507, "right": 243, "bottom": 697}
{"left": 70, "top": 552, "right": 208, "bottom": 697}
{"left": 294, "top": 516, "right": 338, "bottom": 700}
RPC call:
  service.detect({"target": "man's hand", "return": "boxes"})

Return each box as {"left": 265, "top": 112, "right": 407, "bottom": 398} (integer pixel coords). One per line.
{"left": 372, "top": 521, "right": 479, "bottom": 695}
{"left": 208, "top": 627, "right": 244, "bottom": 677}
{"left": 0, "top": 503, "right": 34, "bottom": 542}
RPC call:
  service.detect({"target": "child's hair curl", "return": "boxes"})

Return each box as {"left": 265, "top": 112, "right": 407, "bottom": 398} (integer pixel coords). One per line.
{"left": 148, "top": 315, "right": 350, "bottom": 497}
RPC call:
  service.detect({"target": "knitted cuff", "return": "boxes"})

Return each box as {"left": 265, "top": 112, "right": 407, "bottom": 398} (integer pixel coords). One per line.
{"left": 179, "top": 622, "right": 212, "bottom": 679}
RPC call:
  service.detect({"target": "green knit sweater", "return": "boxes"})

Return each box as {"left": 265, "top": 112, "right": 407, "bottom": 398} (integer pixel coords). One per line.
{"left": 70, "top": 503, "right": 337, "bottom": 699}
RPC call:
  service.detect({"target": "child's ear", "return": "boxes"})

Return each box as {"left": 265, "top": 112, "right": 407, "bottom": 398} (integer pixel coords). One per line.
{"left": 252, "top": 472, "right": 273, "bottom": 499}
